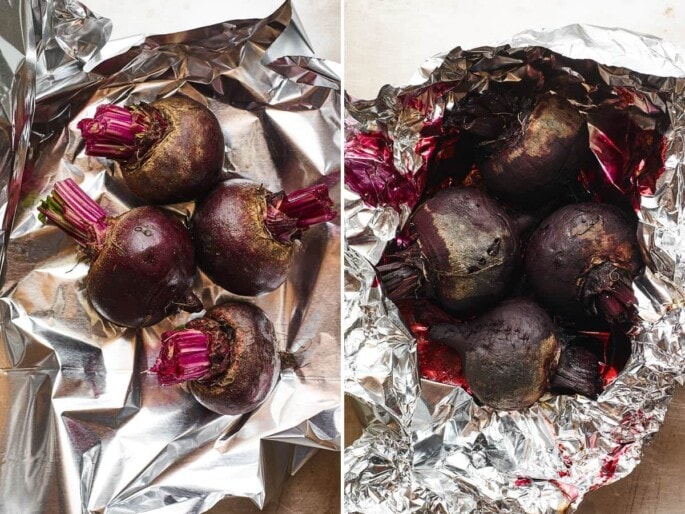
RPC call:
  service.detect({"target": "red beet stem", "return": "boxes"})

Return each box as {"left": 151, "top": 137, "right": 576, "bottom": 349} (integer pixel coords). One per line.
{"left": 150, "top": 329, "right": 211, "bottom": 385}
{"left": 595, "top": 280, "right": 638, "bottom": 323}
{"left": 37, "top": 178, "right": 109, "bottom": 250}
{"left": 265, "top": 184, "right": 336, "bottom": 243}
{"left": 77, "top": 103, "right": 168, "bottom": 162}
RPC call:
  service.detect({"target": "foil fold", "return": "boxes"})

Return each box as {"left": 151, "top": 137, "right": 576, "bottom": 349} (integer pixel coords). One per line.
{"left": 344, "top": 26, "right": 685, "bottom": 513}
{"left": 1, "top": 1, "right": 340, "bottom": 512}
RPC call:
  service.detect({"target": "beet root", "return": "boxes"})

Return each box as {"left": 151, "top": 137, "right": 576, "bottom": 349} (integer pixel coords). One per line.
{"left": 430, "top": 298, "right": 560, "bottom": 410}
{"left": 480, "top": 93, "right": 588, "bottom": 205}
{"left": 78, "top": 96, "right": 224, "bottom": 204}
{"left": 525, "top": 202, "right": 642, "bottom": 324}
{"left": 151, "top": 301, "right": 280, "bottom": 415}
{"left": 379, "top": 187, "right": 519, "bottom": 315}
{"left": 38, "top": 179, "right": 201, "bottom": 327}
{"left": 191, "top": 179, "right": 335, "bottom": 296}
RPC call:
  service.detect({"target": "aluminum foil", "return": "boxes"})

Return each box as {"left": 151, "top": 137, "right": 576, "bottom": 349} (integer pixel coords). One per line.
{"left": 0, "top": 1, "right": 340, "bottom": 512}
{"left": 344, "top": 26, "right": 685, "bottom": 513}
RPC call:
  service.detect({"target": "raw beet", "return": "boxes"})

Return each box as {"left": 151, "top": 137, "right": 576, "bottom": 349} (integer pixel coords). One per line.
{"left": 430, "top": 297, "right": 561, "bottom": 410}
{"left": 151, "top": 301, "right": 280, "bottom": 415}
{"left": 525, "top": 202, "right": 642, "bottom": 324}
{"left": 379, "top": 187, "right": 519, "bottom": 315}
{"left": 78, "top": 96, "right": 224, "bottom": 204}
{"left": 480, "top": 93, "right": 588, "bottom": 205}
{"left": 191, "top": 179, "right": 335, "bottom": 296}
{"left": 38, "top": 179, "right": 201, "bottom": 327}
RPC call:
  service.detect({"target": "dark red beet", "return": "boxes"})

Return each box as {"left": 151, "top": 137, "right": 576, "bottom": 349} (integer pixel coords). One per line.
{"left": 525, "top": 203, "right": 642, "bottom": 324}
{"left": 191, "top": 180, "right": 335, "bottom": 296}
{"left": 38, "top": 179, "right": 201, "bottom": 327}
{"left": 78, "top": 96, "right": 224, "bottom": 204}
{"left": 151, "top": 301, "right": 280, "bottom": 415}
{"left": 379, "top": 187, "right": 519, "bottom": 315}
{"left": 430, "top": 298, "right": 560, "bottom": 410}
{"left": 480, "top": 93, "right": 588, "bottom": 205}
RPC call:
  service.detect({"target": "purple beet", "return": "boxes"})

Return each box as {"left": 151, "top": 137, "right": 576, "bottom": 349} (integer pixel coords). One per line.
{"left": 151, "top": 301, "right": 280, "bottom": 415}
{"left": 379, "top": 187, "right": 519, "bottom": 315}
{"left": 430, "top": 297, "right": 561, "bottom": 410}
{"left": 78, "top": 96, "right": 224, "bottom": 204}
{"left": 191, "top": 179, "right": 336, "bottom": 296}
{"left": 525, "top": 202, "right": 642, "bottom": 324}
{"left": 480, "top": 93, "right": 588, "bottom": 205}
{"left": 38, "top": 178, "right": 201, "bottom": 327}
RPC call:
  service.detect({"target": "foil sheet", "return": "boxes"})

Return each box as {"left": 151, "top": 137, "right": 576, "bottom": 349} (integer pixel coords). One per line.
{"left": 0, "top": 1, "right": 340, "bottom": 512}
{"left": 344, "top": 26, "right": 685, "bottom": 513}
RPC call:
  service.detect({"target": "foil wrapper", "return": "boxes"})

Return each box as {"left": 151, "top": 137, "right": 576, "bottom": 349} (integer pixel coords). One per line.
{"left": 1, "top": 1, "right": 340, "bottom": 512}
{"left": 344, "top": 26, "right": 685, "bottom": 513}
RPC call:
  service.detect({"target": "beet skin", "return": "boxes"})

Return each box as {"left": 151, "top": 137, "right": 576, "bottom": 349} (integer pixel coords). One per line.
{"left": 151, "top": 301, "right": 280, "bottom": 416}
{"left": 525, "top": 202, "right": 642, "bottom": 323}
{"left": 430, "top": 297, "right": 561, "bottom": 410}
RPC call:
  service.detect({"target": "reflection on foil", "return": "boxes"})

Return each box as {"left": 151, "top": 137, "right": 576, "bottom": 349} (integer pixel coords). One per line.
{"left": 344, "top": 26, "right": 685, "bottom": 514}
{"left": 0, "top": 0, "right": 340, "bottom": 512}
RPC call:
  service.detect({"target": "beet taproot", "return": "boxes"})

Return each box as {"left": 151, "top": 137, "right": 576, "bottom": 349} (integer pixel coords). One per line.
{"left": 78, "top": 96, "right": 224, "bottom": 204}
{"left": 151, "top": 301, "right": 280, "bottom": 415}
{"left": 430, "top": 297, "right": 560, "bottom": 410}
{"left": 38, "top": 179, "right": 201, "bottom": 327}
{"left": 191, "top": 179, "right": 335, "bottom": 297}
{"left": 525, "top": 202, "right": 642, "bottom": 324}
{"left": 379, "top": 187, "right": 519, "bottom": 315}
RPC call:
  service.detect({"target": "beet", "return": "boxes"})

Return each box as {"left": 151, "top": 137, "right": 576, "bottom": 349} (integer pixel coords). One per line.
{"left": 78, "top": 96, "right": 224, "bottom": 204}
{"left": 430, "top": 297, "right": 560, "bottom": 410}
{"left": 191, "top": 179, "right": 335, "bottom": 297}
{"left": 38, "top": 179, "right": 201, "bottom": 327}
{"left": 379, "top": 187, "right": 519, "bottom": 315}
{"left": 525, "top": 202, "right": 642, "bottom": 324}
{"left": 151, "top": 301, "right": 280, "bottom": 415}
{"left": 550, "top": 340, "right": 603, "bottom": 399}
{"left": 480, "top": 93, "right": 588, "bottom": 205}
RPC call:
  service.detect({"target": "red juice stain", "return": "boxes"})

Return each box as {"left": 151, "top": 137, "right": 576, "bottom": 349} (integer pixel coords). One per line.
{"left": 515, "top": 477, "right": 531, "bottom": 487}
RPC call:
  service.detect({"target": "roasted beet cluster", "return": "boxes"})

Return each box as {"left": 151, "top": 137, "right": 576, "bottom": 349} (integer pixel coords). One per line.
{"left": 375, "top": 90, "right": 655, "bottom": 411}
{"left": 39, "top": 95, "right": 336, "bottom": 416}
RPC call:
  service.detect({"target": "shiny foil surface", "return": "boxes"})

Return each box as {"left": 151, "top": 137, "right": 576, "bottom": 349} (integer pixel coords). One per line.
{"left": 344, "top": 27, "right": 685, "bottom": 513}
{"left": 0, "top": 1, "right": 340, "bottom": 512}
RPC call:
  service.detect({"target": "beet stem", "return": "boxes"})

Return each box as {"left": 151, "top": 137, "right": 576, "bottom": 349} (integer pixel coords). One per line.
{"left": 265, "top": 184, "right": 336, "bottom": 243}
{"left": 38, "top": 178, "right": 109, "bottom": 249}
{"left": 77, "top": 103, "right": 168, "bottom": 162}
{"left": 150, "top": 329, "right": 211, "bottom": 385}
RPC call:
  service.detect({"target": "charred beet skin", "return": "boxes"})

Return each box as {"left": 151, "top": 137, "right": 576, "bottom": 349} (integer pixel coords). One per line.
{"left": 379, "top": 187, "right": 519, "bottom": 315}
{"left": 430, "top": 297, "right": 560, "bottom": 410}
{"left": 38, "top": 179, "right": 201, "bottom": 327}
{"left": 480, "top": 93, "right": 588, "bottom": 205}
{"left": 151, "top": 301, "right": 280, "bottom": 415}
{"left": 525, "top": 202, "right": 642, "bottom": 324}
{"left": 78, "top": 96, "right": 224, "bottom": 204}
{"left": 191, "top": 180, "right": 335, "bottom": 296}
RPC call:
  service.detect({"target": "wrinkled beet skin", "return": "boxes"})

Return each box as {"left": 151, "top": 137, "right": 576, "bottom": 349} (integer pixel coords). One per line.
{"left": 412, "top": 187, "right": 518, "bottom": 314}
{"left": 123, "top": 97, "right": 224, "bottom": 204}
{"left": 480, "top": 94, "right": 588, "bottom": 204}
{"left": 86, "top": 206, "right": 199, "bottom": 328}
{"left": 525, "top": 203, "right": 641, "bottom": 320}
{"left": 188, "top": 302, "right": 280, "bottom": 415}
{"left": 432, "top": 298, "right": 560, "bottom": 410}
{"left": 192, "top": 180, "right": 294, "bottom": 296}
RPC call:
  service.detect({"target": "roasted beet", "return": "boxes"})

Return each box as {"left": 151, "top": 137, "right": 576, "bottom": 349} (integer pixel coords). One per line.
{"left": 38, "top": 179, "right": 201, "bottom": 327}
{"left": 550, "top": 339, "right": 603, "bottom": 399}
{"left": 379, "top": 187, "right": 519, "bottom": 315}
{"left": 191, "top": 179, "right": 335, "bottom": 296}
{"left": 525, "top": 202, "right": 642, "bottom": 324}
{"left": 480, "top": 93, "right": 588, "bottom": 204}
{"left": 151, "top": 301, "right": 280, "bottom": 415}
{"left": 430, "top": 298, "right": 560, "bottom": 410}
{"left": 78, "top": 96, "right": 224, "bottom": 204}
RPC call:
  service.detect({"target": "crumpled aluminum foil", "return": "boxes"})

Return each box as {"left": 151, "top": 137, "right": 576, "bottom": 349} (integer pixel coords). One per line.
{"left": 0, "top": 1, "right": 340, "bottom": 512}
{"left": 344, "top": 26, "right": 685, "bottom": 514}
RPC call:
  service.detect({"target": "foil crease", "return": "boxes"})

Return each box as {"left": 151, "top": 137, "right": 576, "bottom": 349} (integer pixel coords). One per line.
{"left": 1, "top": 1, "right": 340, "bottom": 512}
{"left": 344, "top": 26, "right": 685, "bottom": 513}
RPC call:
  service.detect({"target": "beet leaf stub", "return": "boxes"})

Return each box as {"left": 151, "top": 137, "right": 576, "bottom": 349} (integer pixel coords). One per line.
{"left": 265, "top": 184, "right": 335, "bottom": 243}
{"left": 151, "top": 329, "right": 211, "bottom": 386}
